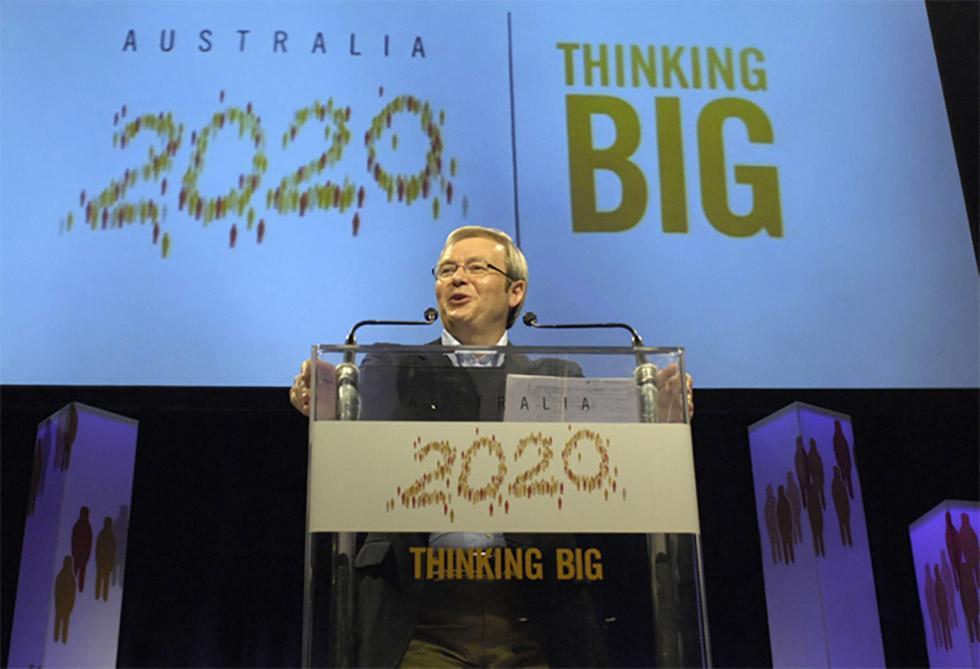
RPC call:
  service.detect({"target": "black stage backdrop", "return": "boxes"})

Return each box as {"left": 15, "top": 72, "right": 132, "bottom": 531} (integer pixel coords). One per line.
{"left": 2, "top": 386, "right": 978, "bottom": 667}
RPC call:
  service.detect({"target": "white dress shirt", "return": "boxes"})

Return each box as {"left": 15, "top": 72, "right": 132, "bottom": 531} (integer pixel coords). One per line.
{"left": 430, "top": 329, "right": 508, "bottom": 549}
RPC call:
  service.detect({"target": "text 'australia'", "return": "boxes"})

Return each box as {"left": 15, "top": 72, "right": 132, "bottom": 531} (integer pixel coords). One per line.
{"left": 122, "top": 30, "right": 427, "bottom": 57}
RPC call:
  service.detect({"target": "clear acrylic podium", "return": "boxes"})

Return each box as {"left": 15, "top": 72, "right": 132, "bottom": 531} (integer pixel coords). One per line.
{"left": 304, "top": 343, "right": 709, "bottom": 667}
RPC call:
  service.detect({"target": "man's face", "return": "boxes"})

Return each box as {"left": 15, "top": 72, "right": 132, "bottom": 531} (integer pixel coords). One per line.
{"left": 434, "top": 236, "right": 525, "bottom": 345}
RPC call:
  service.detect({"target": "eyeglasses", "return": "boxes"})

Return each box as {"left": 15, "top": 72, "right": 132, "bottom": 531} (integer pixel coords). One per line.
{"left": 432, "top": 260, "right": 513, "bottom": 281}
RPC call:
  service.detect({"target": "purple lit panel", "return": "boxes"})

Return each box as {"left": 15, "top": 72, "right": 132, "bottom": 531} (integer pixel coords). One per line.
{"left": 909, "top": 500, "right": 980, "bottom": 668}
{"left": 7, "top": 403, "right": 138, "bottom": 669}
{"left": 748, "top": 402, "right": 885, "bottom": 667}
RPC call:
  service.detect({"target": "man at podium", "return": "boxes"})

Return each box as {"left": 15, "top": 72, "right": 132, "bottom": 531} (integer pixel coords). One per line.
{"left": 290, "top": 225, "right": 691, "bottom": 422}
{"left": 290, "top": 225, "right": 691, "bottom": 667}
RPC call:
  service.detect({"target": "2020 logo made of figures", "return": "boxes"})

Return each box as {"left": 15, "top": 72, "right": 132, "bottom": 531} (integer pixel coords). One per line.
{"left": 62, "top": 88, "right": 465, "bottom": 258}
{"left": 762, "top": 420, "right": 856, "bottom": 566}
{"left": 384, "top": 426, "right": 625, "bottom": 523}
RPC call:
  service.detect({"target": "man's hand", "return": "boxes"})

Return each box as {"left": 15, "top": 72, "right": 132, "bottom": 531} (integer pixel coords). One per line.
{"left": 655, "top": 363, "right": 694, "bottom": 423}
{"left": 289, "top": 359, "right": 311, "bottom": 417}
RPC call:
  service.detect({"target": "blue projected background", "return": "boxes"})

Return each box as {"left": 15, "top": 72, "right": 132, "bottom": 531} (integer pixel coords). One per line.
{"left": 1, "top": 1, "right": 976, "bottom": 387}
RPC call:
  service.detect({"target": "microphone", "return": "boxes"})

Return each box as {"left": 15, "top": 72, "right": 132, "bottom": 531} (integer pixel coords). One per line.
{"left": 522, "top": 312, "right": 661, "bottom": 423}
{"left": 345, "top": 307, "right": 439, "bottom": 346}
{"left": 343, "top": 308, "right": 438, "bottom": 362}
{"left": 522, "top": 312, "right": 645, "bottom": 348}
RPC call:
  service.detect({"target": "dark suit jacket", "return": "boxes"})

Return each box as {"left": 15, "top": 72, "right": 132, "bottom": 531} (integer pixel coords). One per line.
{"left": 352, "top": 342, "right": 605, "bottom": 667}
{"left": 357, "top": 341, "right": 581, "bottom": 422}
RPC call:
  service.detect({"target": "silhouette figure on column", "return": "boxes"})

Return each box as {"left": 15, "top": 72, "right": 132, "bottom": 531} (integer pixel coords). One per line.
{"left": 958, "top": 559, "right": 978, "bottom": 643}
{"left": 960, "top": 513, "right": 978, "bottom": 585}
{"left": 925, "top": 563, "right": 941, "bottom": 649}
{"left": 785, "top": 472, "right": 803, "bottom": 543}
{"left": 95, "top": 516, "right": 116, "bottom": 601}
{"left": 71, "top": 506, "right": 93, "bottom": 592}
{"left": 806, "top": 477, "right": 825, "bottom": 557}
{"left": 794, "top": 436, "right": 810, "bottom": 509}
{"left": 935, "top": 564, "right": 953, "bottom": 650}
{"left": 941, "top": 551, "right": 959, "bottom": 628}
{"left": 832, "top": 420, "right": 854, "bottom": 498}
{"left": 777, "top": 485, "right": 795, "bottom": 564}
{"left": 946, "top": 511, "right": 962, "bottom": 589}
{"left": 831, "top": 466, "right": 852, "bottom": 547}
{"left": 764, "top": 485, "right": 781, "bottom": 564}
{"left": 53, "top": 556, "right": 76, "bottom": 643}
{"left": 807, "top": 439, "right": 826, "bottom": 511}
{"left": 112, "top": 504, "right": 130, "bottom": 588}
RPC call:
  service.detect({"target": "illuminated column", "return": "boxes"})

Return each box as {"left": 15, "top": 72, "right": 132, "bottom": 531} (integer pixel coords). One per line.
{"left": 748, "top": 402, "right": 884, "bottom": 667}
{"left": 909, "top": 500, "right": 980, "bottom": 668}
{"left": 7, "top": 403, "right": 138, "bottom": 668}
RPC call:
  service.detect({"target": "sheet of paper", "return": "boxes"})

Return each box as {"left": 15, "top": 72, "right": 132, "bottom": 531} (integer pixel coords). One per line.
{"left": 504, "top": 375, "right": 640, "bottom": 423}
{"left": 314, "top": 360, "right": 337, "bottom": 421}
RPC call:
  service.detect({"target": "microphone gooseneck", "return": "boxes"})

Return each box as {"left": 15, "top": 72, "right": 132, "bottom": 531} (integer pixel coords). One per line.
{"left": 346, "top": 307, "right": 439, "bottom": 345}
{"left": 335, "top": 308, "right": 439, "bottom": 420}
{"left": 522, "top": 311, "right": 660, "bottom": 423}
{"left": 343, "top": 307, "right": 439, "bottom": 362}
{"left": 522, "top": 311, "right": 645, "bottom": 348}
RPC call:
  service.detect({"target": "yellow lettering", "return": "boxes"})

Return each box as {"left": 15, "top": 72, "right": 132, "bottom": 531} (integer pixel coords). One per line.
{"left": 505, "top": 547, "right": 524, "bottom": 580}
{"left": 425, "top": 547, "right": 445, "bottom": 580}
{"left": 661, "top": 46, "right": 688, "bottom": 89}
{"left": 707, "top": 47, "right": 734, "bottom": 90}
{"left": 455, "top": 548, "right": 475, "bottom": 579}
{"left": 583, "top": 43, "right": 609, "bottom": 86}
{"left": 614, "top": 44, "right": 625, "bottom": 87}
{"left": 526, "top": 548, "right": 543, "bottom": 580}
{"left": 566, "top": 94, "right": 647, "bottom": 232}
{"left": 698, "top": 97, "right": 782, "bottom": 237}
{"left": 690, "top": 46, "right": 702, "bottom": 89}
{"left": 475, "top": 550, "right": 494, "bottom": 580}
{"left": 556, "top": 548, "right": 576, "bottom": 580}
{"left": 655, "top": 97, "right": 687, "bottom": 233}
{"left": 556, "top": 42, "right": 580, "bottom": 85}
{"left": 585, "top": 547, "right": 604, "bottom": 580}
{"left": 630, "top": 45, "right": 657, "bottom": 87}
{"left": 410, "top": 546, "right": 426, "bottom": 579}
{"left": 740, "top": 48, "right": 767, "bottom": 91}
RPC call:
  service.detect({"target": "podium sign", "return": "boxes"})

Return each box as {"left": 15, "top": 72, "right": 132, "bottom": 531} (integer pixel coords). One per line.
{"left": 309, "top": 422, "right": 699, "bottom": 534}
{"left": 304, "top": 344, "right": 707, "bottom": 668}
{"left": 7, "top": 404, "right": 137, "bottom": 669}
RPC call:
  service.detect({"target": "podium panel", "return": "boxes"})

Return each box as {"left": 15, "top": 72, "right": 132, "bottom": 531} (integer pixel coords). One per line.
{"left": 7, "top": 403, "right": 138, "bottom": 669}
{"left": 303, "top": 344, "right": 707, "bottom": 668}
